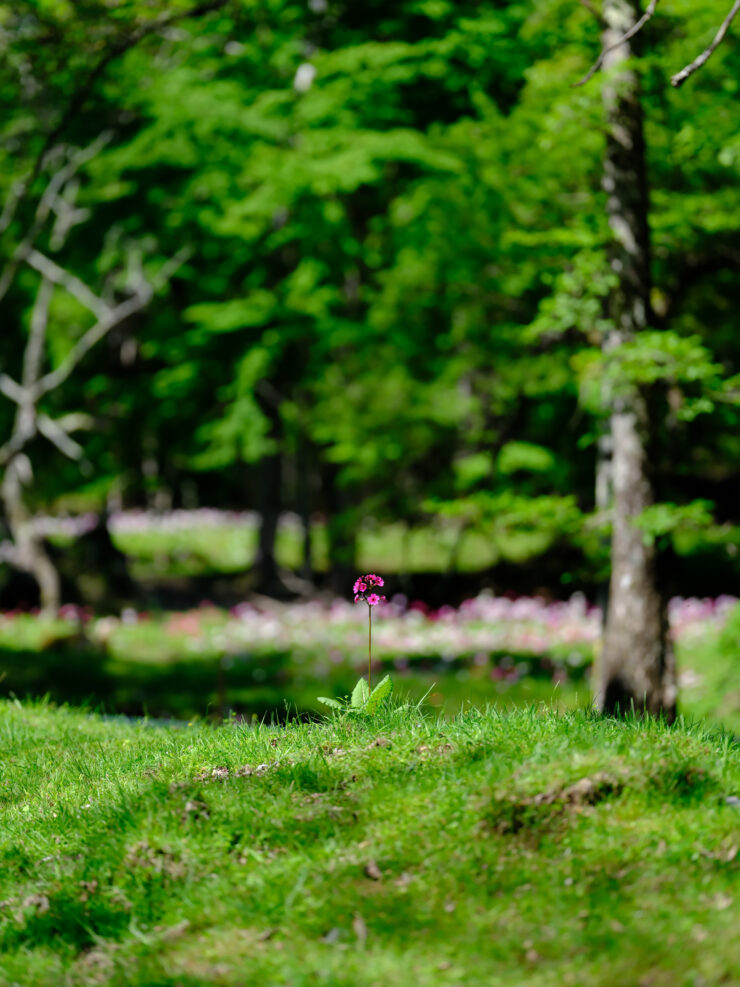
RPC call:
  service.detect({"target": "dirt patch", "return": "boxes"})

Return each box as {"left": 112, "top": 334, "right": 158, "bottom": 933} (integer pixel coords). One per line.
{"left": 489, "top": 772, "right": 623, "bottom": 835}
{"left": 125, "top": 841, "right": 186, "bottom": 881}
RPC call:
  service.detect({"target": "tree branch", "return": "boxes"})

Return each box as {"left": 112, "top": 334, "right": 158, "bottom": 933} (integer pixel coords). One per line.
{"left": 0, "top": 132, "right": 112, "bottom": 304}
{"left": 36, "top": 247, "right": 190, "bottom": 397}
{"left": 578, "top": 0, "right": 604, "bottom": 26}
{"left": 36, "top": 414, "right": 85, "bottom": 460}
{"left": 0, "top": 375, "right": 27, "bottom": 405}
{"left": 0, "top": 176, "right": 28, "bottom": 235}
{"left": 0, "top": 428, "right": 36, "bottom": 467}
{"left": 25, "top": 249, "right": 110, "bottom": 322}
{"left": 671, "top": 0, "right": 740, "bottom": 87}
{"left": 24, "top": 0, "right": 230, "bottom": 197}
{"left": 22, "top": 277, "right": 54, "bottom": 388}
{"left": 574, "top": 0, "right": 658, "bottom": 87}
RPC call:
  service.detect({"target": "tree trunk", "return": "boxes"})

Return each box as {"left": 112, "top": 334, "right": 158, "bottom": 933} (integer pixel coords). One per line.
{"left": 1, "top": 276, "right": 62, "bottom": 616}
{"left": 253, "top": 399, "right": 285, "bottom": 595}
{"left": 596, "top": 0, "right": 677, "bottom": 719}
{"left": 1, "top": 457, "right": 60, "bottom": 616}
{"left": 321, "top": 463, "right": 357, "bottom": 595}
{"left": 296, "top": 433, "right": 313, "bottom": 582}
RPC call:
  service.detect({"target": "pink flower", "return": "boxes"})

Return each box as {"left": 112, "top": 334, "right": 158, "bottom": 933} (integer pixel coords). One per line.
{"left": 352, "top": 573, "right": 385, "bottom": 604}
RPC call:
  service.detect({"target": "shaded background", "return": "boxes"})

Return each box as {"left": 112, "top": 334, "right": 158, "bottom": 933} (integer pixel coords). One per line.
{"left": 0, "top": 0, "right": 738, "bottom": 723}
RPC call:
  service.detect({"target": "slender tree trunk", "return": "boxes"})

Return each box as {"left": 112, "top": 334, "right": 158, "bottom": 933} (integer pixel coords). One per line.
{"left": 321, "top": 463, "right": 357, "bottom": 595}
{"left": 1, "top": 458, "right": 60, "bottom": 616}
{"left": 596, "top": 0, "right": 677, "bottom": 719}
{"left": 296, "top": 433, "right": 313, "bottom": 582}
{"left": 1, "top": 276, "right": 61, "bottom": 616}
{"left": 254, "top": 399, "right": 284, "bottom": 595}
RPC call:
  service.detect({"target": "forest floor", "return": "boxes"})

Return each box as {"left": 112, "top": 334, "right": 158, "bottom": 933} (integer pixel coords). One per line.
{"left": 1, "top": 701, "right": 738, "bottom": 986}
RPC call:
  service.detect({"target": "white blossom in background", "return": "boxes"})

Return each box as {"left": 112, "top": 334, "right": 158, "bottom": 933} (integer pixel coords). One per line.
{"left": 293, "top": 63, "right": 316, "bottom": 93}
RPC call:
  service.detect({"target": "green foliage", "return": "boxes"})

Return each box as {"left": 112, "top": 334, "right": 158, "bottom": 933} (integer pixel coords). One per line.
{"left": 0, "top": 0, "right": 738, "bottom": 589}
{"left": 634, "top": 501, "right": 715, "bottom": 545}
{"left": 497, "top": 442, "right": 556, "bottom": 476}
{"left": 319, "top": 674, "right": 393, "bottom": 716}
{"left": 351, "top": 676, "right": 370, "bottom": 709}
{"left": 364, "top": 674, "right": 393, "bottom": 713}
{"left": 574, "top": 333, "right": 729, "bottom": 418}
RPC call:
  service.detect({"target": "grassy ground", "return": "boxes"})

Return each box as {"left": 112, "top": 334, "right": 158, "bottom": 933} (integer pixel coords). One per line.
{"left": 0, "top": 700, "right": 738, "bottom": 986}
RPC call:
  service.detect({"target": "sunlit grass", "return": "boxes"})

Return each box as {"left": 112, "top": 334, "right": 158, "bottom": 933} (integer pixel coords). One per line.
{"left": 0, "top": 700, "right": 738, "bottom": 986}
{"left": 108, "top": 516, "right": 550, "bottom": 578}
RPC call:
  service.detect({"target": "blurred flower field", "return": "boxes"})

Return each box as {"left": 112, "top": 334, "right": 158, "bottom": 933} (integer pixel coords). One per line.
{"left": 0, "top": 591, "right": 737, "bottom": 729}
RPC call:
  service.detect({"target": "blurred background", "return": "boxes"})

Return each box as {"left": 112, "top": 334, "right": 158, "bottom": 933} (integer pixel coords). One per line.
{"left": 0, "top": 0, "right": 738, "bottom": 726}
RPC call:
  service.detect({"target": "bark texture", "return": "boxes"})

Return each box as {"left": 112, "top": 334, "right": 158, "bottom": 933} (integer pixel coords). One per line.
{"left": 596, "top": 0, "right": 677, "bottom": 719}
{"left": 1, "top": 276, "right": 61, "bottom": 615}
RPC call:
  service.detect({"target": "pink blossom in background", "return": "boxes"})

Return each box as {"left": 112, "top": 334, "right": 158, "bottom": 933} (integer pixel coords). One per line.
{"left": 352, "top": 573, "right": 387, "bottom": 606}
{"left": 0, "top": 588, "right": 735, "bottom": 686}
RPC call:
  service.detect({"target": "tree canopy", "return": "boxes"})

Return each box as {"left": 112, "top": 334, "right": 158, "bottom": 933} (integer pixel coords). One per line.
{"left": 1, "top": 0, "right": 738, "bottom": 599}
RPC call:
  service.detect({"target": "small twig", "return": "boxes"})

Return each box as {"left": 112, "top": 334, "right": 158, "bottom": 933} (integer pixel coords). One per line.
{"left": 23, "top": 1, "right": 229, "bottom": 199}
{"left": 574, "top": 0, "right": 658, "bottom": 87}
{"left": 0, "top": 133, "right": 112, "bottom": 304}
{"left": 36, "top": 248, "right": 189, "bottom": 397}
{"left": 0, "top": 176, "right": 28, "bottom": 235}
{"left": 671, "top": 0, "right": 740, "bottom": 87}
{"left": 26, "top": 249, "right": 111, "bottom": 321}
{"left": 579, "top": 0, "right": 604, "bottom": 25}
{"left": 37, "top": 415, "right": 85, "bottom": 460}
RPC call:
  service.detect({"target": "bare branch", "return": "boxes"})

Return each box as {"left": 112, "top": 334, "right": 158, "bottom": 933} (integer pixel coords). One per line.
{"left": 671, "top": 0, "right": 740, "bottom": 87}
{"left": 150, "top": 246, "right": 192, "bottom": 292}
{"left": 22, "top": 276, "right": 54, "bottom": 388}
{"left": 0, "top": 176, "right": 29, "bottom": 235}
{"left": 36, "top": 247, "right": 190, "bottom": 397}
{"left": 55, "top": 412, "right": 95, "bottom": 432}
{"left": 0, "top": 375, "right": 26, "bottom": 405}
{"left": 37, "top": 415, "right": 85, "bottom": 460}
{"left": 578, "top": 0, "right": 604, "bottom": 25}
{"left": 25, "top": 249, "right": 110, "bottom": 322}
{"left": 574, "top": 0, "right": 658, "bottom": 87}
{"left": 26, "top": 1, "right": 229, "bottom": 196}
{"left": 0, "top": 132, "right": 112, "bottom": 304}
{"left": 49, "top": 179, "right": 91, "bottom": 250}
{"left": 0, "top": 427, "right": 36, "bottom": 467}
{"left": 0, "top": 539, "right": 23, "bottom": 567}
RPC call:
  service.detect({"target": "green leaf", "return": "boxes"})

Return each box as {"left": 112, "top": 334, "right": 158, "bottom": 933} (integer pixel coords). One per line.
{"left": 351, "top": 677, "right": 370, "bottom": 709}
{"left": 364, "top": 675, "right": 392, "bottom": 714}
{"left": 317, "top": 697, "right": 344, "bottom": 710}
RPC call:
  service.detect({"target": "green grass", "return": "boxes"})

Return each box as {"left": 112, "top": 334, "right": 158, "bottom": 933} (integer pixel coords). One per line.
{"left": 1, "top": 700, "right": 738, "bottom": 986}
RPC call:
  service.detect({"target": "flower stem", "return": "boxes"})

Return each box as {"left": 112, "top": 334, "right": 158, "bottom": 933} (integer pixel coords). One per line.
{"left": 368, "top": 603, "right": 372, "bottom": 691}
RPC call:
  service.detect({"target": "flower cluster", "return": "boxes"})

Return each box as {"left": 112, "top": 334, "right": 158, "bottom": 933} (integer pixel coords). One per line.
{"left": 353, "top": 573, "right": 386, "bottom": 606}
